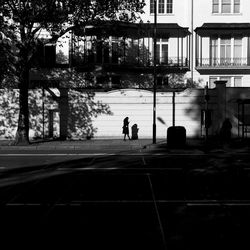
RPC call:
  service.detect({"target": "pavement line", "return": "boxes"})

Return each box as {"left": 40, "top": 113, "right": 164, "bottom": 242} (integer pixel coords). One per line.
{"left": 56, "top": 167, "right": 183, "bottom": 171}
{"left": 0, "top": 153, "right": 207, "bottom": 156}
{"left": 0, "top": 153, "right": 116, "bottom": 156}
{"left": 147, "top": 174, "right": 167, "bottom": 250}
{"left": 6, "top": 200, "right": 250, "bottom": 205}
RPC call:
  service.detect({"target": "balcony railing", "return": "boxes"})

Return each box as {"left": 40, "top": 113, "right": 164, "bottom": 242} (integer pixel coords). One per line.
{"left": 155, "top": 57, "right": 189, "bottom": 67}
{"left": 197, "top": 57, "right": 249, "bottom": 67}
{"left": 72, "top": 55, "right": 189, "bottom": 68}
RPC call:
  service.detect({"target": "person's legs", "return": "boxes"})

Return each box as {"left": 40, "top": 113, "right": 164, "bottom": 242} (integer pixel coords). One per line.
{"left": 124, "top": 133, "right": 130, "bottom": 140}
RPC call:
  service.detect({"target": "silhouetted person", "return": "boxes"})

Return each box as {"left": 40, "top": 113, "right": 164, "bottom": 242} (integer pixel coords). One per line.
{"left": 220, "top": 118, "right": 232, "bottom": 143}
{"left": 131, "top": 124, "right": 139, "bottom": 140}
{"left": 122, "top": 117, "right": 130, "bottom": 141}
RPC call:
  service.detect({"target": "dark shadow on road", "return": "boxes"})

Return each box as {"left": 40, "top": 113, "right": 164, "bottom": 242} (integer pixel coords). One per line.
{"left": 1, "top": 145, "right": 250, "bottom": 249}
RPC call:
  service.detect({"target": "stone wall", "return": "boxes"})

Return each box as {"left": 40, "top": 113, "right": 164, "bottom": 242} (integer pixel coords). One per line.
{"left": 1, "top": 84, "right": 250, "bottom": 140}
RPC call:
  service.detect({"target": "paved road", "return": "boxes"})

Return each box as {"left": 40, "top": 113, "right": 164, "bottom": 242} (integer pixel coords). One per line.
{"left": 0, "top": 147, "right": 250, "bottom": 249}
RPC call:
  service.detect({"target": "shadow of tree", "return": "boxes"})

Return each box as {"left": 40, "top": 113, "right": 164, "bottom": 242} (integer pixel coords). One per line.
{"left": 29, "top": 68, "right": 113, "bottom": 140}
{"left": 68, "top": 89, "right": 112, "bottom": 139}
{"left": 0, "top": 87, "right": 113, "bottom": 140}
{"left": 0, "top": 89, "right": 56, "bottom": 140}
{"left": 29, "top": 89, "right": 44, "bottom": 139}
{"left": 184, "top": 85, "right": 250, "bottom": 144}
{"left": 0, "top": 89, "right": 19, "bottom": 138}
{"left": 184, "top": 89, "right": 204, "bottom": 126}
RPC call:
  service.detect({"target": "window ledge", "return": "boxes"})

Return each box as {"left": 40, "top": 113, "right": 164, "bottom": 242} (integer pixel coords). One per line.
{"left": 212, "top": 13, "right": 242, "bottom": 16}
{"left": 150, "top": 13, "right": 174, "bottom": 16}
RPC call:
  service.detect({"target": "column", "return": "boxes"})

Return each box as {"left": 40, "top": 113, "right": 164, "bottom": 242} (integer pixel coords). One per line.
{"left": 200, "top": 37, "right": 202, "bottom": 66}
{"left": 214, "top": 80, "right": 227, "bottom": 135}
{"left": 195, "top": 33, "right": 199, "bottom": 67}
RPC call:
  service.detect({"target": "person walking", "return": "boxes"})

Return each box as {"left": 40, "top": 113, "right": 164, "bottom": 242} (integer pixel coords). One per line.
{"left": 122, "top": 117, "right": 131, "bottom": 141}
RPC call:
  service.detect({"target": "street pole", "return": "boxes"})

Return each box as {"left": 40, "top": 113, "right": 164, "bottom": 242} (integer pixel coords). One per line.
{"left": 153, "top": 0, "right": 157, "bottom": 144}
{"left": 191, "top": 0, "right": 194, "bottom": 83}
{"left": 204, "top": 82, "right": 210, "bottom": 142}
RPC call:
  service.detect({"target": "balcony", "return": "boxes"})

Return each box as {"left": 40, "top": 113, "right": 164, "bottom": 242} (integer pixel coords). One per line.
{"left": 196, "top": 57, "right": 250, "bottom": 74}
{"left": 73, "top": 54, "right": 189, "bottom": 74}
{"left": 72, "top": 22, "right": 190, "bottom": 74}
{"left": 195, "top": 23, "right": 250, "bottom": 74}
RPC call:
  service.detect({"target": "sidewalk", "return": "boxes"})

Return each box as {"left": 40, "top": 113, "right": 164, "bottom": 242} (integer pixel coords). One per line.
{"left": 0, "top": 138, "right": 160, "bottom": 151}
{"left": 0, "top": 137, "right": 249, "bottom": 154}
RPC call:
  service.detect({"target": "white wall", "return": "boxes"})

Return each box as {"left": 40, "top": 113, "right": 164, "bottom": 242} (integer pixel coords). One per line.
{"left": 141, "top": 0, "right": 189, "bottom": 27}
{"left": 2, "top": 86, "right": 250, "bottom": 140}
{"left": 92, "top": 89, "right": 203, "bottom": 139}
{"left": 193, "top": 0, "right": 250, "bottom": 27}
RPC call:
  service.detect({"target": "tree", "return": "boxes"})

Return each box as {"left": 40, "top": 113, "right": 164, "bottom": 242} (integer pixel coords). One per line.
{"left": 168, "top": 73, "right": 203, "bottom": 89}
{"left": 0, "top": 0, "right": 145, "bottom": 145}
{"left": 0, "top": 14, "right": 18, "bottom": 87}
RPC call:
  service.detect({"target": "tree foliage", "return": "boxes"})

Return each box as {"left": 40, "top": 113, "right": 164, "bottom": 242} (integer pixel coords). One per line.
{"left": 0, "top": 14, "right": 18, "bottom": 87}
{"left": 0, "top": 0, "right": 145, "bottom": 144}
{"left": 0, "top": 0, "right": 145, "bottom": 76}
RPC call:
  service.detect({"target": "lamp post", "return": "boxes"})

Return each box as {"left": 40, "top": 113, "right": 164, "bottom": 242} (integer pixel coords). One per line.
{"left": 153, "top": 0, "right": 157, "bottom": 144}
{"left": 204, "top": 82, "right": 210, "bottom": 142}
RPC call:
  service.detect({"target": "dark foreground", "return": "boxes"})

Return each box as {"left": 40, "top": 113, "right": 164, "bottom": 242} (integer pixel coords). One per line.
{"left": 0, "top": 139, "right": 250, "bottom": 249}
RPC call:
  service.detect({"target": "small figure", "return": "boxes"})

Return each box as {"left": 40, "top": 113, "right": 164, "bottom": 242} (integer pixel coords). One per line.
{"left": 220, "top": 118, "right": 232, "bottom": 143}
{"left": 131, "top": 124, "right": 139, "bottom": 140}
{"left": 122, "top": 117, "right": 130, "bottom": 141}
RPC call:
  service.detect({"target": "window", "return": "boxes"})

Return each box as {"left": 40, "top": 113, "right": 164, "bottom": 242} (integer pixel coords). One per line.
{"left": 212, "top": 0, "right": 240, "bottom": 14}
{"left": 212, "top": 0, "right": 219, "bottom": 13}
{"left": 220, "top": 38, "right": 231, "bottom": 64}
{"left": 150, "top": 0, "right": 155, "bottom": 14}
{"left": 234, "top": 0, "right": 240, "bottom": 13}
{"left": 150, "top": 0, "right": 173, "bottom": 14}
{"left": 222, "top": 0, "right": 231, "bottom": 13}
{"left": 166, "top": 0, "right": 173, "bottom": 13}
{"left": 210, "top": 38, "right": 218, "bottom": 65}
{"left": 210, "top": 37, "right": 243, "bottom": 66}
{"left": 234, "top": 38, "right": 242, "bottom": 64}
{"left": 155, "top": 39, "right": 169, "bottom": 64}
{"left": 234, "top": 77, "right": 242, "bottom": 87}
{"left": 158, "top": 0, "right": 165, "bottom": 13}
{"left": 161, "top": 44, "right": 168, "bottom": 64}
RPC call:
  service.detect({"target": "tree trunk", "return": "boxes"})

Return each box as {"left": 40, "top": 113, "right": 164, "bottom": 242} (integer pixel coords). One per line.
{"left": 59, "top": 88, "right": 69, "bottom": 140}
{"left": 14, "top": 68, "right": 30, "bottom": 145}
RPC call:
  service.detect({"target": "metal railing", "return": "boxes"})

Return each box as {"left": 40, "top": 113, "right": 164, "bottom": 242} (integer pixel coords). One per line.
{"left": 72, "top": 55, "right": 189, "bottom": 68}
{"left": 155, "top": 57, "right": 189, "bottom": 67}
{"left": 197, "top": 57, "right": 249, "bottom": 67}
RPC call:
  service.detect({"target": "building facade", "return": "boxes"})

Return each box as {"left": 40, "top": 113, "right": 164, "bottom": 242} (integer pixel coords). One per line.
{"left": 2, "top": 0, "right": 250, "bottom": 140}
{"left": 142, "top": 0, "right": 250, "bottom": 88}
{"left": 31, "top": 0, "right": 250, "bottom": 89}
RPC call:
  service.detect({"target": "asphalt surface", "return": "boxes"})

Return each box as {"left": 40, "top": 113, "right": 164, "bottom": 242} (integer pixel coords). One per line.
{"left": 0, "top": 138, "right": 249, "bottom": 249}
